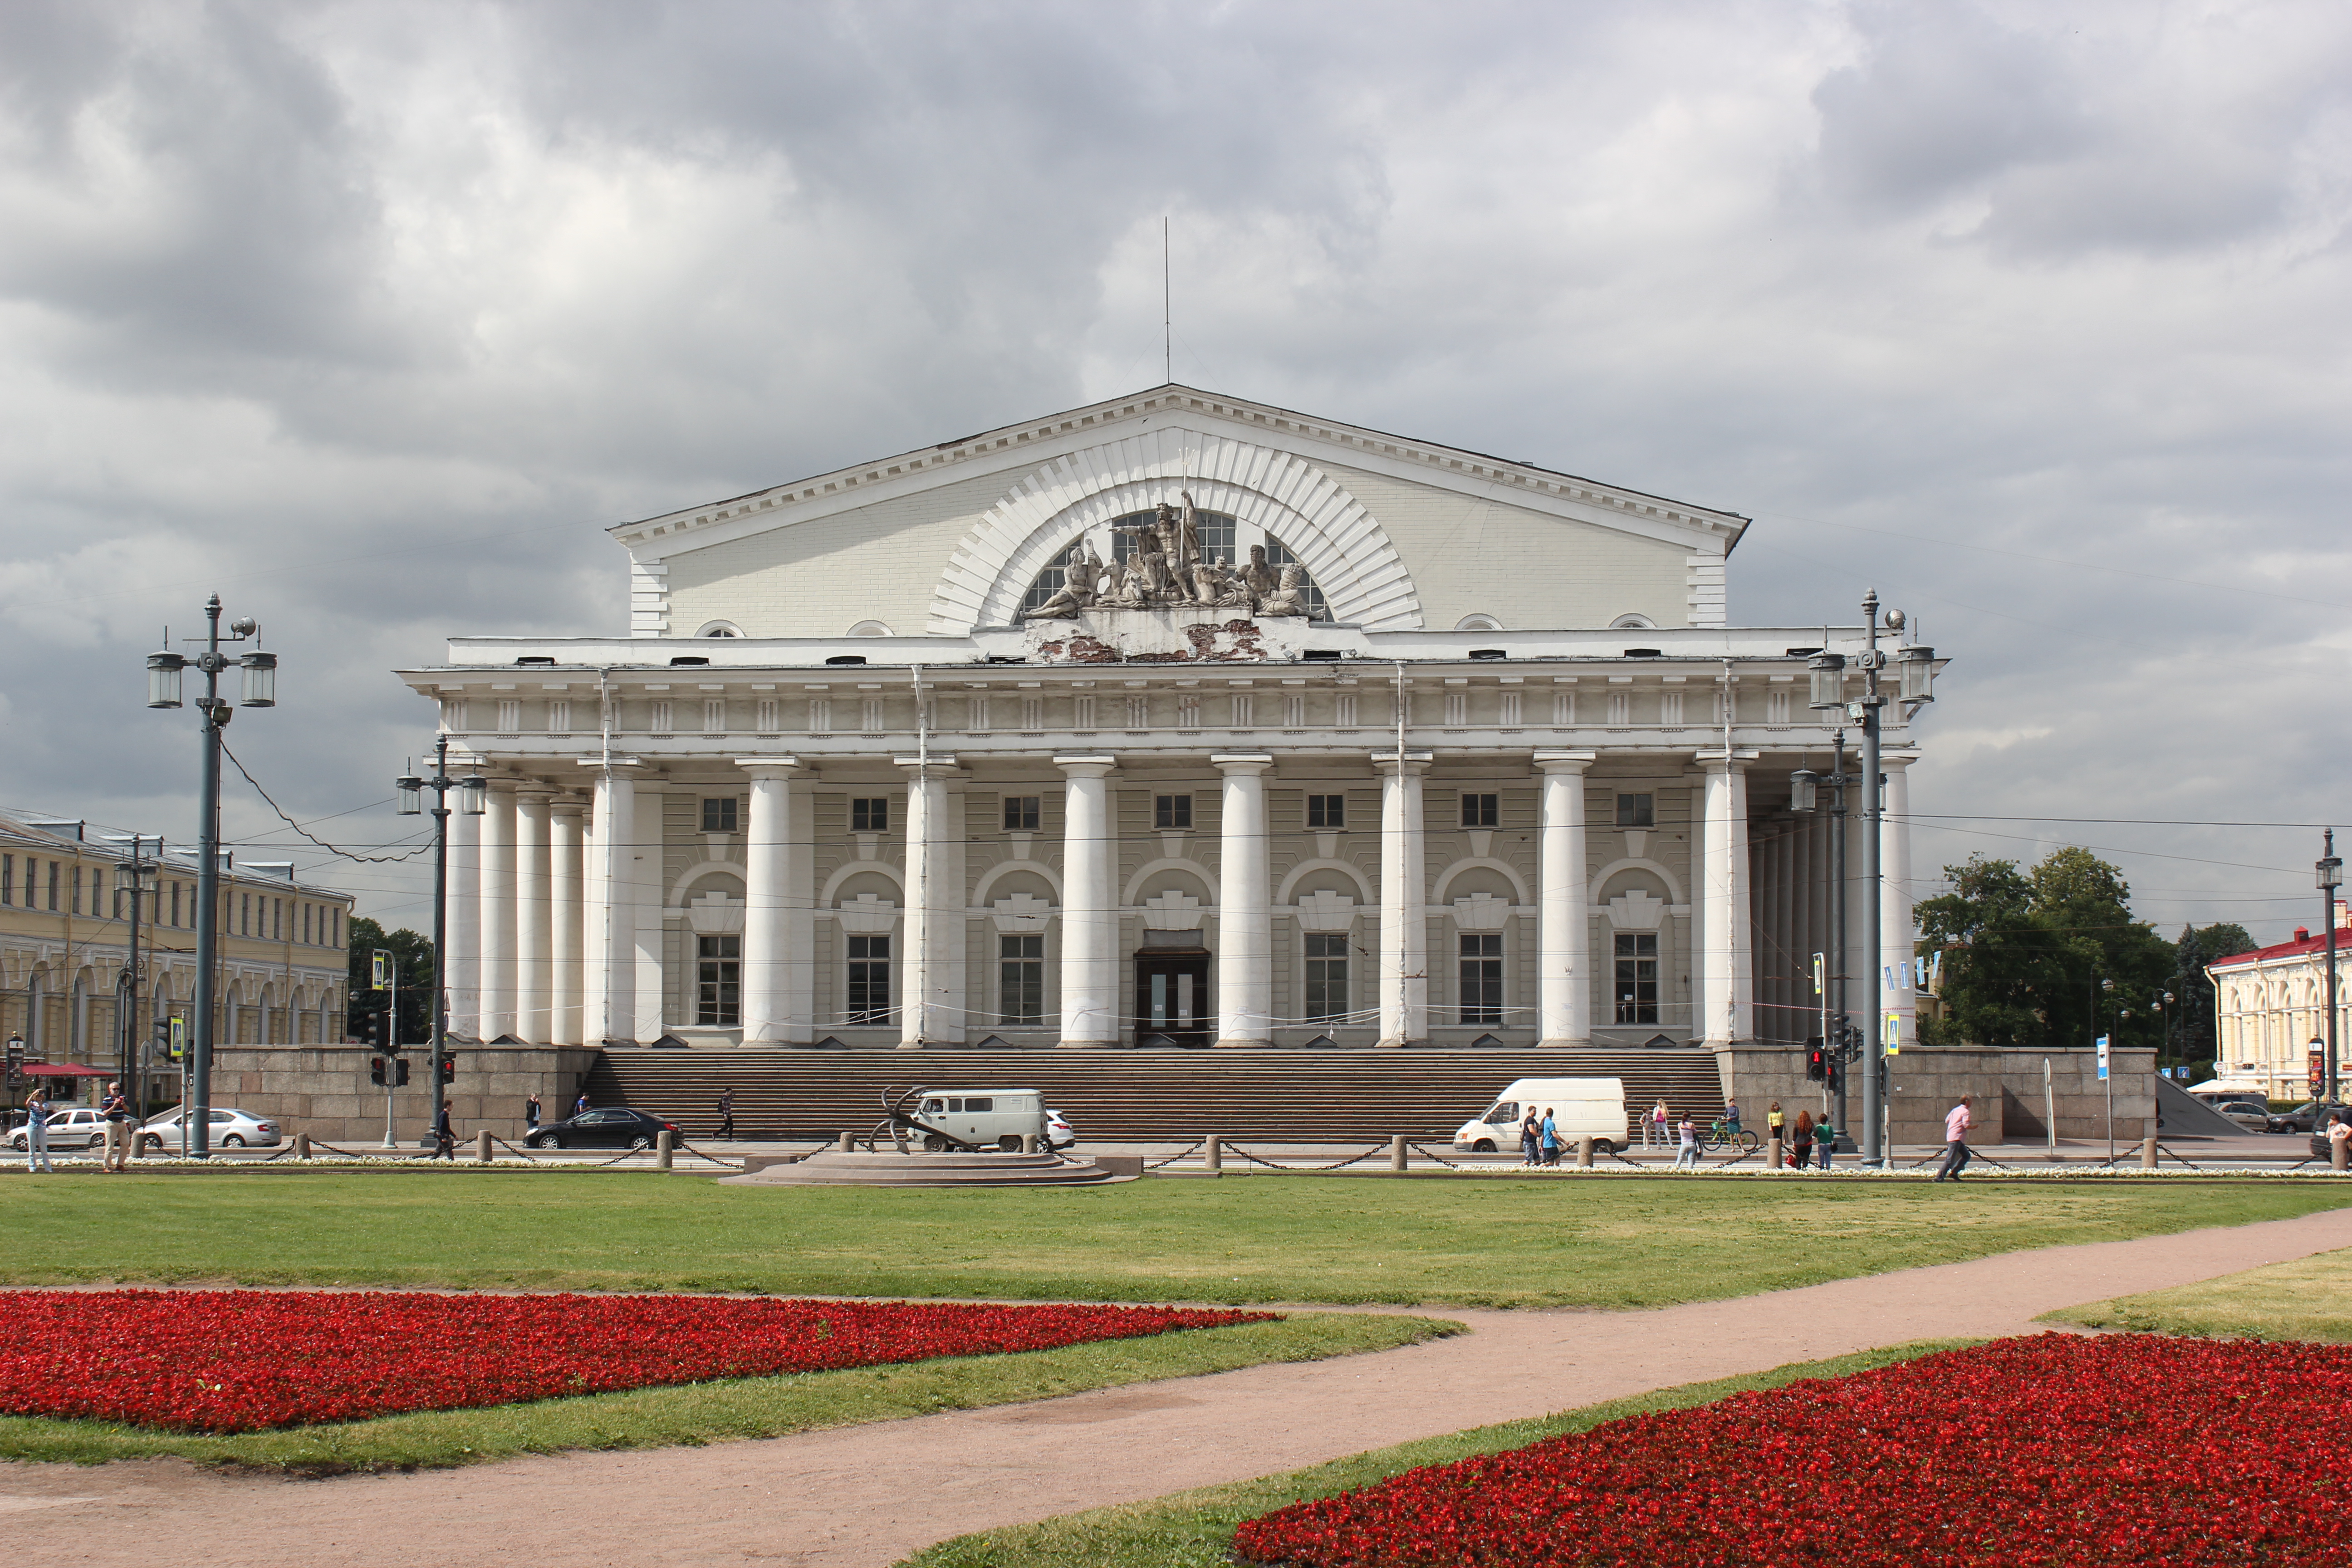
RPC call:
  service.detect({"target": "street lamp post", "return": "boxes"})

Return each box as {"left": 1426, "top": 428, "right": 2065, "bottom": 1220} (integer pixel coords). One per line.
{"left": 1789, "top": 730, "right": 1855, "bottom": 1139}
{"left": 2319, "top": 833, "right": 2341, "bottom": 1113}
{"left": 397, "top": 735, "right": 484, "bottom": 1151}
{"left": 145, "top": 596, "right": 278, "bottom": 1160}
{"left": 107, "top": 835, "right": 161, "bottom": 1122}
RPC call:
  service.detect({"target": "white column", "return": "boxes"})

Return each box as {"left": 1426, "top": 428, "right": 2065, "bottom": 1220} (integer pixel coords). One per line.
{"left": 1882, "top": 751, "right": 1917, "bottom": 1052}
{"left": 1376, "top": 752, "right": 1432, "bottom": 1047}
{"left": 632, "top": 791, "right": 667, "bottom": 1043}
{"left": 1214, "top": 755, "right": 1275, "bottom": 1048}
{"left": 579, "top": 761, "right": 637, "bottom": 1046}
{"left": 445, "top": 789, "right": 480, "bottom": 1038}
{"left": 1699, "top": 755, "right": 1755, "bottom": 1048}
{"left": 477, "top": 780, "right": 516, "bottom": 1042}
{"left": 896, "top": 755, "right": 962, "bottom": 1048}
{"left": 1730, "top": 760, "right": 1754, "bottom": 1041}
{"left": 1055, "top": 756, "right": 1120, "bottom": 1048}
{"left": 550, "top": 799, "right": 586, "bottom": 1046}
{"left": 514, "top": 787, "right": 554, "bottom": 1044}
{"left": 1535, "top": 751, "right": 1597, "bottom": 1046}
{"left": 737, "top": 759, "right": 803, "bottom": 1045}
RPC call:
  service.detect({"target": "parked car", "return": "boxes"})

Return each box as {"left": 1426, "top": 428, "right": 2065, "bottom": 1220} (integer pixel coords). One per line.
{"left": 8, "top": 1106, "right": 106, "bottom": 1151}
{"left": 1044, "top": 1107, "right": 1077, "bottom": 1151}
{"left": 2209, "top": 1099, "right": 2273, "bottom": 1132}
{"left": 2269, "top": 1100, "right": 2336, "bottom": 1134}
{"left": 523, "top": 1107, "right": 678, "bottom": 1151}
{"left": 138, "top": 1107, "right": 282, "bottom": 1151}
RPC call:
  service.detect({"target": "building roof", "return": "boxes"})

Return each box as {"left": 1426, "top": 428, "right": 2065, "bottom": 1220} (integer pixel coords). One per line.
{"left": 2207, "top": 923, "right": 2352, "bottom": 970}
{"left": 0, "top": 811, "right": 353, "bottom": 903}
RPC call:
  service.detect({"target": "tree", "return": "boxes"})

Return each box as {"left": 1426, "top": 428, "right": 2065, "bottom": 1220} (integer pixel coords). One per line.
{"left": 345, "top": 917, "right": 436, "bottom": 1045}
{"left": 1915, "top": 847, "right": 2171, "bottom": 1052}
{"left": 2169, "top": 922, "right": 2254, "bottom": 1079}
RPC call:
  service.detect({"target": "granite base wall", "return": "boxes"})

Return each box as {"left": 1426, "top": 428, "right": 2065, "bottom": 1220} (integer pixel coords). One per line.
{"left": 1716, "top": 1045, "right": 2156, "bottom": 1145}
{"left": 205, "top": 1044, "right": 602, "bottom": 1147}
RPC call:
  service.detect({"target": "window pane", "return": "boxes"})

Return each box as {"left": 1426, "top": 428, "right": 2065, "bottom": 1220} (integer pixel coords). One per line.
{"left": 847, "top": 934, "right": 891, "bottom": 1024}
{"left": 999, "top": 933, "right": 1044, "bottom": 1025}
{"left": 1303, "top": 933, "right": 1349, "bottom": 1024}
{"left": 1155, "top": 794, "right": 1192, "bottom": 829}
{"left": 1613, "top": 931, "right": 1659, "bottom": 1023}
{"left": 701, "top": 798, "right": 740, "bottom": 833}
{"left": 1307, "top": 794, "right": 1344, "bottom": 829}
{"left": 1460, "top": 794, "right": 1498, "bottom": 828}
{"left": 1615, "top": 793, "right": 1655, "bottom": 827}
{"left": 852, "top": 798, "right": 889, "bottom": 833}
{"left": 1458, "top": 933, "right": 1503, "bottom": 1025}
{"left": 1003, "top": 796, "right": 1040, "bottom": 832}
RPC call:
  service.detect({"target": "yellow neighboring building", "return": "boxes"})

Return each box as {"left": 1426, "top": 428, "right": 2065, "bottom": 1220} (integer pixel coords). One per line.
{"left": 0, "top": 812, "right": 355, "bottom": 1099}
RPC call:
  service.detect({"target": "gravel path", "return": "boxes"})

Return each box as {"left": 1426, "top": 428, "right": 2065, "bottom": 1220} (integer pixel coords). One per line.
{"left": 9, "top": 1205, "right": 2351, "bottom": 1568}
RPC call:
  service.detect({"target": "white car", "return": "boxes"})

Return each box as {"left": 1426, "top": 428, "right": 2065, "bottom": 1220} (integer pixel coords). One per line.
{"left": 9, "top": 1107, "right": 106, "bottom": 1151}
{"left": 138, "top": 1107, "right": 283, "bottom": 1151}
{"left": 1045, "top": 1107, "right": 1077, "bottom": 1151}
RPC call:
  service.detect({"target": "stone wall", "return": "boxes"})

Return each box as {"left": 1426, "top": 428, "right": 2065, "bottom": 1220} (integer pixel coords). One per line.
{"left": 207, "top": 1043, "right": 601, "bottom": 1147}
{"left": 1717, "top": 1044, "right": 2157, "bottom": 1145}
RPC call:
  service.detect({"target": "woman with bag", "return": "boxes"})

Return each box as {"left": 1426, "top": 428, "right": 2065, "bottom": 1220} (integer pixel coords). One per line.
{"left": 1791, "top": 1108, "right": 1814, "bottom": 1170}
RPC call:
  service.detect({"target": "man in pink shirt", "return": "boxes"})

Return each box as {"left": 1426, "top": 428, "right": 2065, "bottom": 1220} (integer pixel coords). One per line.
{"left": 1933, "top": 1095, "right": 1974, "bottom": 1182}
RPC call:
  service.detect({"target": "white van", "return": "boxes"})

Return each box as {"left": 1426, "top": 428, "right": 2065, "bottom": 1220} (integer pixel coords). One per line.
{"left": 1454, "top": 1078, "right": 1629, "bottom": 1154}
{"left": 911, "top": 1089, "right": 1049, "bottom": 1152}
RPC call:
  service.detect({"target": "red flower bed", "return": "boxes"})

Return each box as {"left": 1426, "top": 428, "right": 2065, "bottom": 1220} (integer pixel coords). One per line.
{"left": 0, "top": 1290, "right": 1271, "bottom": 1433}
{"left": 1237, "top": 1334, "right": 2352, "bottom": 1568}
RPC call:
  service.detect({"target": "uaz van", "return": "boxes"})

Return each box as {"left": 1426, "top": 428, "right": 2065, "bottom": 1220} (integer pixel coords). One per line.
{"left": 1454, "top": 1078, "right": 1629, "bottom": 1154}
{"left": 912, "top": 1089, "right": 1050, "bottom": 1152}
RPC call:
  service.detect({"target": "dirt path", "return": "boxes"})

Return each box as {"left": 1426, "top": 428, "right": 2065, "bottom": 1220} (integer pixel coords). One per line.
{"left": 10, "top": 1205, "right": 2352, "bottom": 1568}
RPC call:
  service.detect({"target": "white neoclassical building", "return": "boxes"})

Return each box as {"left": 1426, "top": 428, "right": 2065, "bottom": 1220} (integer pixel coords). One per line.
{"left": 400, "top": 386, "right": 1936, "bottom": 1053}
{"left": 2206, "top": 916, "right": 2352, "bottom": 1100}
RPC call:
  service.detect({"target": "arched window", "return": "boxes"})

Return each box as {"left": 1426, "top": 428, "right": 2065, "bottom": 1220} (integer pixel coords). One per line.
{"left": 697, "top": 622, "right": 743, "bottom": 638}
{"left": 1455, "top": 613, "right": 1502, "bottom": 632}
{"left": 1262, "top": 538, "right": 1330, "bottom": 620}
{"left": 846, "top": 620, "right": 894, "bottom": 637}
{"left": 1021, "top": 539, "right": 1092, "bottom": 617}
{"left": 1610, "top": 612, "right": 1657, "bottom": 630}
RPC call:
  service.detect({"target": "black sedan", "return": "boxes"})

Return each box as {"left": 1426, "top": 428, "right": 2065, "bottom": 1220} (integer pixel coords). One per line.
{"left": 524, "top": 1107, "right": 678, "bottom": 1151}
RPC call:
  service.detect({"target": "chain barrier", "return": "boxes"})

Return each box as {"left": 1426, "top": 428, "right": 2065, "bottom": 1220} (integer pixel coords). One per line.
{"left": 1145, "top": 1140, "right": 1203, "bottom": 1171}
{"left": 2153, "top": 1142, "right": 2209, "bottom": 1172}
{"left": 673, "top": 1142, "right": 751, "bottom": 1170}
{"left": 1406, "top": 1142, "right": 1465, "bottom": 1170}
{"left": 1216, "top": 1142, "right": 1398, "bottom": 1172}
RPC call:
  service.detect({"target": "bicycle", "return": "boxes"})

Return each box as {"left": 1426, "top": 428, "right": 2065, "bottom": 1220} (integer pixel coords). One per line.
{"left": 1701, "top": 1120, "right": 1759, "bottom": 1154}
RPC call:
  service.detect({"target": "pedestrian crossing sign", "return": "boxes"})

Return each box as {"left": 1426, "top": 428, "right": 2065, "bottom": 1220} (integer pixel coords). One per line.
{"left": 1882, "top": 1010, "right": 1901, "bottom": 1054}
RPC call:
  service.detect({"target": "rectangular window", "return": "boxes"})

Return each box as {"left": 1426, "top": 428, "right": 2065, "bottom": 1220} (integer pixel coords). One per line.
{"left": 1460, "top": 793, "right": 1499, "bottom": 828}
{"left": 851, "top": 798, "right": 889, "bottom": 833}
{"left": 275, "top": 898, "right": 284, "bottom": 940}
{"left": 846, "top": 935, "right": 891, "bottom": 1024}
{"left": 332, "top": 909, "right": 341, "bottom": 948}
{"left": 999, "top": 934, "right": 1044, "bottom": 1025}
{"left": 1614, "top": 932, "right": 1660, "bottom": 1024}
{"left": 1003, "top": 796, "right": 1040, "bottom": 832}
{"left": 1304, "top": 933, "right": 1349, "bottom": 1024}
{"left": 696, "top": 934, "right": 742, "bottom": 1025}
{"left": 1154, "top": 794, "right": 1192, "bottom": 830}
{"left": 303, "top": 904, "right": 313, "bottom": 945}
{"left": 48, "top": 862, "right": 59, "bottom": 911}
{"left": 1459, "top": 934, "right": 1504, "bottom": 1026}
{"left": 701, "top": 797, "right": 740, "bottom": 833}
{"left": 1615, "top": 793, "right": 1655, "bottom": 828}
{"left": 171, "top": 882, "right": 180, "bottom": 926}
{"left": 1306, "top": 794, "right": 1345, "bottom": 829}
{"left": 2, "top": 854, "right": 11, "bottom": 906}
{"left": 71, "top": 867, "right": 83, "bottom": 916}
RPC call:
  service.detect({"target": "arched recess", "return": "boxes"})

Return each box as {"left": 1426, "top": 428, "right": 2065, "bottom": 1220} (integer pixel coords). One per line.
{"left": 666, "top": 862, "right": 748, "bottom": 909}
{"left": 1586, "top": 857, "right": 1687, "bottom": 906}
{"left": 1273, "top": 858, "right": 1377, "bottom": 906}
{"left": 1121, "top": 858, "right": 1219, "bottom": 910}
{"left": 929, "top": 426, "right": 1425, "bottom": 633}
{"left": 971, "top": 860, "right": 1064, "bottom": 906}
{"left": 818, "top": 861, "right": 906, "bottom": 909}
{"left": 1430, "top": 858, "right": 1533, "bottom": 908}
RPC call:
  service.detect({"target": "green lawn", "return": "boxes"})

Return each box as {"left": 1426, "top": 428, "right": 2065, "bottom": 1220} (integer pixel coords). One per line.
{"left": 901, "top": 1341, "right": 1971, "bottom": 1568}
{"left": 0, "top": 1312, "right": 1445, "bottom": 1474}
{"left": 2043, "top": 1244, "right": 2352, "bottom": 1342}
{"left": 3, "top": 1171, "right": 2342, "bottom": 1307}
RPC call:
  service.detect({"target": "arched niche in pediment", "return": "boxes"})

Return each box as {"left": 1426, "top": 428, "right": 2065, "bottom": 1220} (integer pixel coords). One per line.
{"left": 927, "top": 426, "right": 1425, "bottom": 633}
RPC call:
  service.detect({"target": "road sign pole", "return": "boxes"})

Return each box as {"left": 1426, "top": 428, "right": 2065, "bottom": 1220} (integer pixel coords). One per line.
{"left": 2097, "top": 1034, "right": 2113, "bottom": 1163}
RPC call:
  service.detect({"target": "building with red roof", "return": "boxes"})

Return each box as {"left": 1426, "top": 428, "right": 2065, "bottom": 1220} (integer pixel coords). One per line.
{"left": 2205, "top": 906, "right": 2351, "bottom": 1101}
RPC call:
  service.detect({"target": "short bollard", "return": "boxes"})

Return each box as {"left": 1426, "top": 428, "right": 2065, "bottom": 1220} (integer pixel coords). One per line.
{"left": 1205, "top": 1135, "right": 1222, "bottom": 1174}
{"left": 475, "top": 1130, "right": 493, "bottom": 1164}
{"left": 1390, "top": 1135, "right": 1408, "bottom": 1171}
{"left": 296, "top": 1133, "right": 312, "bottom": 1161}
{"left": 655, "top": 1129, "right": 674, "bottom": 1169}
{"left": 2141, "top": 1135, "right": 2158, "bottom": 1171}
{"left": 1768, "top": 1134, "right": 1783, "bottom": 1170}
{"left": 2334, "top": 1137, "right": 2348, "bottom": 1173}
{"left": 1577, "top": 1136, "right": 1594, "bottom": 1169}
{"left": 1022, "top": 1132, "right": 1040, "bottom": 1154}
{"left": 838, "top": 1130, "right": 855, "bottom": 1152}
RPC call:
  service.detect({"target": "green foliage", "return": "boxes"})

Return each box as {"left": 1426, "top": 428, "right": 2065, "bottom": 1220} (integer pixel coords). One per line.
{"left": 2167, "top": 923, "right": 2253, "bottom": 1076}
{"left": 344, "top": 917, "right": 435, "bottom": 1045}
{"left": 1916, "top": 847, "right": 2172, "bottom": 1052}
{"left": 0, "top": 1172, "right": 2341, "bottom": 1311}
{"left": 0, "top": 1313, "right": 1442, "bottom": 1473}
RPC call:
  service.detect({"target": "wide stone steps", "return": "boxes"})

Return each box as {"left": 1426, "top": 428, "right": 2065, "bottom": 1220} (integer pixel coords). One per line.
{"left": 584, "top": 1049, "right": 1729, "bottom": 1145}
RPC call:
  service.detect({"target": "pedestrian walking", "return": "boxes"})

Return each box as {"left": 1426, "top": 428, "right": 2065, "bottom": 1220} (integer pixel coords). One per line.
{"left": 1673, "top": 1113, "right": 1701, "bottom": 1171}
{"left": 1539, "top": 1107, "right": 1560, "bottom": 1166}
{"left": 98, "top": 1080, "right": 133, "bottom": 1172}
{"left": 1647, "top": 1098, "right": 1669, "bottom": 1149}
{"left": 525, "top": 1093, "right": 542, "bottom": 1133}
{"left": 575, "top": 1092, "right": 590, "bottom": 1117}
{"left": 1519, "top": 1107, "right": 1541, "bottom": 1166}
{"left": 434, "top": 1102, "right": 456, "bottom": 1161}
{"left": 716, "top": 1087, "right": 736, "bottom": 1140}
{"left": 1722, "top": 1098, "right": 1742, "bottom": 1138}
{"left": 22, "top": 1092, "right": 51, "bottom": 1174}
{"left": 1934, "top": 1095, "right": 1974, "bottom": 1182}
{"left": 1792, "top": 1108, "right": 1814, "bottom": 1170}
{"left": 1815, "top": 1115, "right": 1837, "bottom": 1171}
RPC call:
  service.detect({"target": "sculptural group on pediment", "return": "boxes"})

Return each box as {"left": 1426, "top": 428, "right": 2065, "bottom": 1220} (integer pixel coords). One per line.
{"left": 1021, "top": 490, "right": 1312, "bottom": 621}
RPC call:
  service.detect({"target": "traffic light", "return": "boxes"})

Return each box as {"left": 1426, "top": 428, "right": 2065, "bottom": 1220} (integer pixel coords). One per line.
{"left": 1827, "top": 1058, "right": 1845, "bottom": 1097}
{"left": 1806, "top": 1043, "right": 1826, "bottom": 1083}
{"left": 395, "top": 1058, "right": 412, "bottom": 1088}
{"left": 369, "top": 1057, "right": 387, "bottom": 1087}
{"left": 438, "top": 1053, "right": 456, "bottom": 1084}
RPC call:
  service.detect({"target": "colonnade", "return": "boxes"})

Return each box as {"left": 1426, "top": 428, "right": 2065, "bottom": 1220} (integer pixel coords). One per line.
{"left": 440, "top": 749, "right": 1916, "bottom": 1051}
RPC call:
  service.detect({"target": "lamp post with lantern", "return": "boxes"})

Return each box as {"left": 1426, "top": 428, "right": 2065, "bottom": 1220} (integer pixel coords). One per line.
{"left": 397, "top": 735, "right": 484, "bottom": 1150}
{"left": 105, "top": 834, "right": 161, "bottom": 1121}
{"left": 144, "top": 595, "right": 278, "bottom": 1159}
{"left": 1787, "top": 591, "right": 1934, "bottom": 1167}
{"left": 2318, "top": 832, "right": 2341, "bottom": 1113}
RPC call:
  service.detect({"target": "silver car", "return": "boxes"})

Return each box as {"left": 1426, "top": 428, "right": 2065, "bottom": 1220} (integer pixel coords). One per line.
{"left": 138, "top": 1107, "right": 283, "bottom": 1152}
{"left": 2211, "top": 1099, "right": 2272, "bottom": 1132}
{"left": 9, "top": 1107, "right": 106, "bottom": 1151}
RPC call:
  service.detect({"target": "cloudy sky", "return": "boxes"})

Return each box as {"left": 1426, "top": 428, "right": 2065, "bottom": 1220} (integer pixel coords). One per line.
{"left": 1, "top": 0, "right": 2346, "bottom": 946}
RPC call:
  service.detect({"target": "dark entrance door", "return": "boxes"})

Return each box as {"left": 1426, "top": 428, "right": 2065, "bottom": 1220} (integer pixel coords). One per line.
{"left": 1133, "top": 951, "right": 1211, "bottom": 1048}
